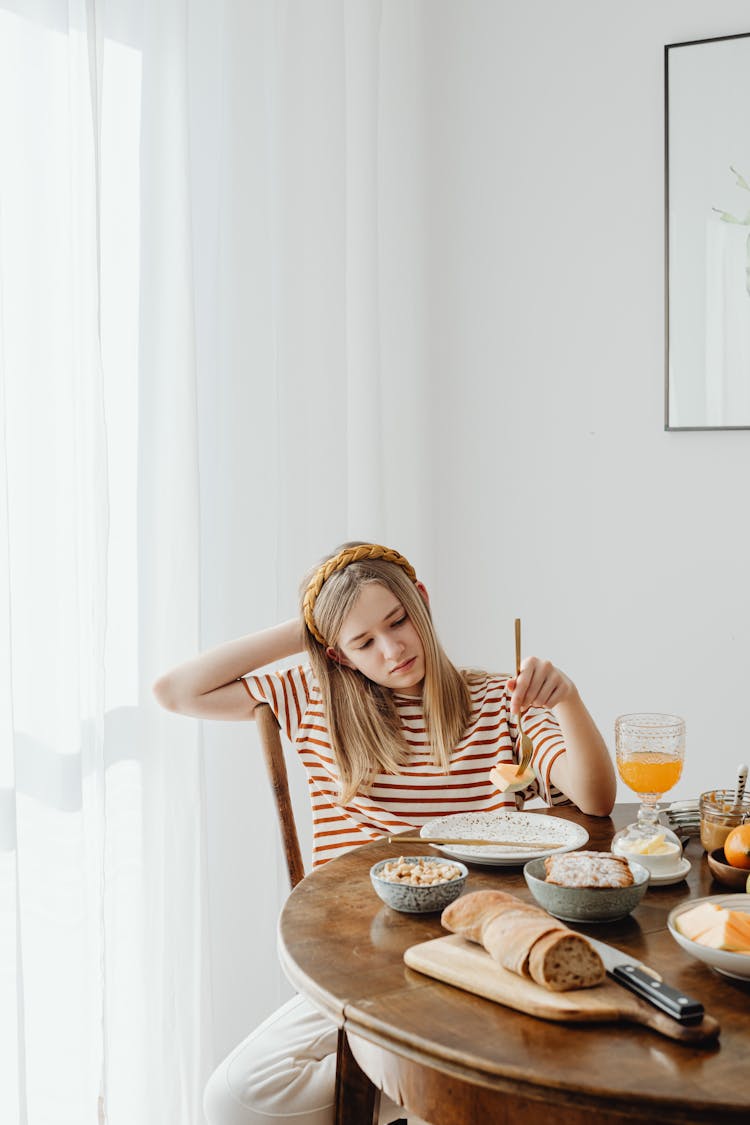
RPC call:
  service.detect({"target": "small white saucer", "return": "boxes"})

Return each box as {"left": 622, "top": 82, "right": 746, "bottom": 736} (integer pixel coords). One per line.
{"left": 646, "top": 856, "right": 691, "bottom": 886}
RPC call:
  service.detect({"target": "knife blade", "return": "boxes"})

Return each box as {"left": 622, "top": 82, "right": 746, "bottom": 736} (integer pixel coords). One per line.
{"left": 584, "top": 937, "right": 705, "bottom": 1024}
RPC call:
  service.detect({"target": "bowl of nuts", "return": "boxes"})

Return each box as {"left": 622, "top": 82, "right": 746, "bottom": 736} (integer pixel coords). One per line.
{"left": 369, "top": 855, "right": 468, "bottom": 913}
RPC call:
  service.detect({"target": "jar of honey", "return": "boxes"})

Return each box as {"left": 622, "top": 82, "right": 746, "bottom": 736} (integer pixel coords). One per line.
{"left": 699, "top": 789, "right": 750, "bottom": 853}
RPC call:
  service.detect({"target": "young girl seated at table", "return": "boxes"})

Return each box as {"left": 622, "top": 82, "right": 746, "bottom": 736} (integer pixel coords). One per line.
{"left": 154, "top": 541, "right": 616, "bottom": 1125}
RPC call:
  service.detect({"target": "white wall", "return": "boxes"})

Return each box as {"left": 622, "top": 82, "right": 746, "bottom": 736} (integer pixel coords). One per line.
{"left": 194, "top": 0, "right": 750, "bottom": 1068}
{"left": 419, "top": 0, "right": 750, "bottom": 806}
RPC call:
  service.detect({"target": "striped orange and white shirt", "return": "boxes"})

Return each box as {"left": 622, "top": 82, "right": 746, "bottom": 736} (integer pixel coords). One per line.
{"left": 246, "top": 664, "right": 571, "bottom": 869}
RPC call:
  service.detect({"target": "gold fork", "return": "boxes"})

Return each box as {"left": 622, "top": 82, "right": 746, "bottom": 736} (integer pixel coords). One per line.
{"left": 514, "top": 617, "right": 534, "bottom": 777}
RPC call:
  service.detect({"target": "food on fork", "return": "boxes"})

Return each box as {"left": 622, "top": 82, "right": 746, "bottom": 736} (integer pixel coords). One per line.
{"left": 544, "top": 851, "right": 634, "bottom": 888}
{"left": 441, "top": 889, "right": 605, "bottom": 991}
{"left": 489, "top": 762, "right": 536, "bottom": 794}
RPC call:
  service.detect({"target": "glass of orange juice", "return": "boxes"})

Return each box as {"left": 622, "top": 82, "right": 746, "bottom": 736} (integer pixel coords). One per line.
{"left": 614, "top": 713, "right": 685, "bottom": 845}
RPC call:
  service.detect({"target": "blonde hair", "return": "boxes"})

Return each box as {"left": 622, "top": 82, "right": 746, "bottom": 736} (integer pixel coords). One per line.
{"left": 300, "top": 542, "right": 472, "bottom": 803}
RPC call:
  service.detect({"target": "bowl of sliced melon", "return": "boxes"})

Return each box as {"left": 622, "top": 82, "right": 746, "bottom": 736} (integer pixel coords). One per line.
{"left": 668, "top": 894, "right": 750, "bottom": 980}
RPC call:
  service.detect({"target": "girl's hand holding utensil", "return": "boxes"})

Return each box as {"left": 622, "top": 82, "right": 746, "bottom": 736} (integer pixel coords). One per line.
{"left": 512, "top": 619, "right": 535, "bottom": 777}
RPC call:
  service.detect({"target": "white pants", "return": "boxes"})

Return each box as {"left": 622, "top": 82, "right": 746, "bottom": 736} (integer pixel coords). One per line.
{"left": 203, "top": 994, "right": 430, "bottom": 1125}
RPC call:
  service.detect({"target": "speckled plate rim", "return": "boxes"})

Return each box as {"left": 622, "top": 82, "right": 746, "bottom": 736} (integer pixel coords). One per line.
{"left": 667, "top": 893, "right": 750, "bottom": 980}
{"left": 419, "top": 811, "right": 589, "bottom": 866}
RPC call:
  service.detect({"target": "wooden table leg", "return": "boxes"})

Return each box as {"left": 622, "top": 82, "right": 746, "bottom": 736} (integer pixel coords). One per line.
{"left": 334, "top": 1027, "right": 381, "bottom": 1125}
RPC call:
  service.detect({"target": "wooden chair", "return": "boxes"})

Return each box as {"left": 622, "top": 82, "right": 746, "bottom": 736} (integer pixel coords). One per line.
{"left": 255, "top": 703, "right": 306, "bottom": 889}
{"left": 254, "top": 704, "right": 407, "bottom": 1125}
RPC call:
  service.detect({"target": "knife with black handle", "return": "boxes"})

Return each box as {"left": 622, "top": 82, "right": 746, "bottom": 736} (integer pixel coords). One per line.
{"left": 585, "top": 937, "right": 705, "bottom": 1024}
{"left": 608, "top": 963, "right": 705, "bottom": 1023}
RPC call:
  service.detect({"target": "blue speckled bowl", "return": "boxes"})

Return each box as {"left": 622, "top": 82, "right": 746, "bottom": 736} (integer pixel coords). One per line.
{"left": 523, "top": 857, "right": 649, "bottom": 922}
{"left": 370, "top": 856, "right": 468, "bottom": 914}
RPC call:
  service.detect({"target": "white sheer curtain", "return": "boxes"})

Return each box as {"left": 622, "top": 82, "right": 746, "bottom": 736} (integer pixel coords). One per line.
{"left": 1, "top": 1, "right": 210, "bottom": 1122}
{"left": 191, "top": 0, "right": 433, "bottom": 1056}
{"left": 1, "top": 0, "right": 433, "bottom": 1119}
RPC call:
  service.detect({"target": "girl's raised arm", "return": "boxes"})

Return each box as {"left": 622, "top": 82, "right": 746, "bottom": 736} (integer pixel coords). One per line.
{"left": 152, "top": 618, "right": 305, "bottom": 721}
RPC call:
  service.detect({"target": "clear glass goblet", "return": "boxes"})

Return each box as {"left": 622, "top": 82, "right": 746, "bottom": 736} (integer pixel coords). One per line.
{"left": 613, "top": 712, "right": 686, "bottom": 847}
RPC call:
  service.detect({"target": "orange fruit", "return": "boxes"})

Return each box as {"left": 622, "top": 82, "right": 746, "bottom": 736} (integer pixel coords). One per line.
{"left": 723, "top": 823, "right": 750, "bottom": 870}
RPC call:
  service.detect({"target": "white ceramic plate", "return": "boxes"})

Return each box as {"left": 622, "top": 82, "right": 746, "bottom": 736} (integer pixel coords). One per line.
{"left": 419, "top": 811, "right": 589, "bottom": 866}
{"left": 668, "top": 893, "right": 750, "bottom": 980}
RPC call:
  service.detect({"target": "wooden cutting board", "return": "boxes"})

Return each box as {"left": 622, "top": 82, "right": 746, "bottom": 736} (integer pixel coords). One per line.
{"left": 404, "top": 935, "right": 719, "bottom": 1043}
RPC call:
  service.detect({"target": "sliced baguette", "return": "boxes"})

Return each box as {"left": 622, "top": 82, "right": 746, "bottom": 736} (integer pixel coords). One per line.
{"left": 482, "top": 913, "right": 566, "bottom": 977}
{"left": 441, "top": 889, "right": 544, "bottom": 943}
{"left": 440, "top": 888, "right": 604, "bottom": 991}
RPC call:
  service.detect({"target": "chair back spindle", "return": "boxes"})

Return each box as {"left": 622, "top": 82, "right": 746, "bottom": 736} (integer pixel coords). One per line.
{"left": 254, "top": 703, "right": 306, "bottom": 889}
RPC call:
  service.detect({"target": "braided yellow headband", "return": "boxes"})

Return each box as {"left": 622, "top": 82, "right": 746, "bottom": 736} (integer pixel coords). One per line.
{"left": 302, "top": 543, "right": 418, "bottom": 645}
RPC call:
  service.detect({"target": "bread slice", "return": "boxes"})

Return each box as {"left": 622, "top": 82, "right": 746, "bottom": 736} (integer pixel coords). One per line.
{"left": 544, "top": 850, "right": 634, "bottom": 888}
{"left": 527, "top": 930, "right": 606, "bottom": 991}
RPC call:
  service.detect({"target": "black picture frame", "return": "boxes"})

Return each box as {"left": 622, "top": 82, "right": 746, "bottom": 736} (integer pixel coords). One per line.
{"left": 665, "top": 31, "right": 750, "bottom": 431}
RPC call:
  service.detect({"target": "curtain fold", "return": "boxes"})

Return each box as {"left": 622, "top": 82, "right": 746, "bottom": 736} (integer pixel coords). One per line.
{"left": 1, "top": 0, "right": 432, "bottom": 1118}
{"left": 1, "top": 1, "right": 210, "bottom": 1121}
{"left": 138, "top": 2, "right": 212, "bottom": 1117}
{"left": 193, "top": 0, "right": 434, "bottom": 1055}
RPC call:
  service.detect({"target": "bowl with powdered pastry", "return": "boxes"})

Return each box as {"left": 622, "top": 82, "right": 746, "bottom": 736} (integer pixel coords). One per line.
{"left": 523, "top": 850, "right": 649, "bottom": 923}
{"left": 370, "top": 856, "right": 469, "bottom": 913}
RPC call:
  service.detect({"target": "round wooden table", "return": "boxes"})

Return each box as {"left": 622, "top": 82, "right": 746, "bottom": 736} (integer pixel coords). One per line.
{"left": 278, "top": 805, "right": 750, "bottom": 1124}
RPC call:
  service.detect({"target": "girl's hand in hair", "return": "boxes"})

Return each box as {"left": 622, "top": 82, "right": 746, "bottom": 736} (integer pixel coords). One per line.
{"left": 507, "top": 657, "right": 577, "bottom": 717}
